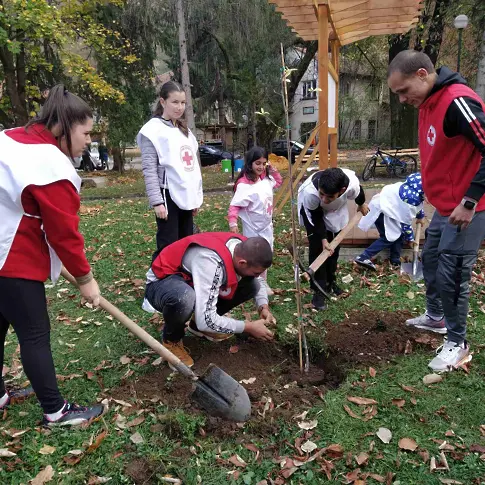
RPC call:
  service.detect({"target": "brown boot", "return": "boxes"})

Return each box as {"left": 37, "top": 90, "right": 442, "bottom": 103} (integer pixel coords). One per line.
{"left": 162, "top": 340, "right": 194, "bottom": 368}
{"left": 186, "top": 320, "right": 234, "bottom": 342}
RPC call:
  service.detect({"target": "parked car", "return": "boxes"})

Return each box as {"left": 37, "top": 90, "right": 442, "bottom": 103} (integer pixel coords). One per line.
{"left": 198, "top": 144, "right": 233, "bottom": 167}
{"left": 271, "top": 140, "right": 314, "bottom": 163}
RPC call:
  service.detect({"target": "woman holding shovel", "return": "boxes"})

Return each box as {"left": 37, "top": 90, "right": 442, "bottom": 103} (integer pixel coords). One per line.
{"left": 0, "top": 85, "right": 104, "bottom": 426}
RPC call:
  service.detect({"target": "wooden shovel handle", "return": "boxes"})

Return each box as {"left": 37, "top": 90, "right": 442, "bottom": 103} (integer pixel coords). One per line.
{"left": 306, "top": 212, "right": 362, "bottom": 275}
{"left": 413, "top": 223, "right": 422, "bottom": 258}
{"left": 60, "top": 268, "right": 197, "bottom": 379}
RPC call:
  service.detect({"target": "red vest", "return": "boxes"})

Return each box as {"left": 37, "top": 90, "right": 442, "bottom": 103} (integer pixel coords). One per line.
{"left": 151, "top": 232, "right": 247, "bottom": 300}
{"left": 419, "top": 84, "right": 485, "bottom": 216}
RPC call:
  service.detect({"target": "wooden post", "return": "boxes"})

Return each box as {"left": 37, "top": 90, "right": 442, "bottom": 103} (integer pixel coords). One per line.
{"left": 318, "top": 2, "right": 329, "bottom": 170}
{"left": 330, "top": 40, "right": 340, "bottom": 167}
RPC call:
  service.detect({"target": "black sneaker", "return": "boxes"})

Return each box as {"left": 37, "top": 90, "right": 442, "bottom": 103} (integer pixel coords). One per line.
{"left": 0, "top": 387, "right": 35, "bottom": 410}
{"left": 354, "top": 255, "right": 377, "bottom": 271}
{"left": 311, "top": 292, "right": 327, "bottom": 311}
{"left": 390, "top": 260, "right": 401, "bottom": 268}
{"left": 42, "top": 402, "right": 105, "bottom": 427}
{"left": 328, "top": 282, "right": 344, "bottom": 296}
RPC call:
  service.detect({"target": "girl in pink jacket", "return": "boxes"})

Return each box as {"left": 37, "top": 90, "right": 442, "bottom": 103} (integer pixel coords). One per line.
{"left": 228, "top": 147, "right": 282, "bottom": 295}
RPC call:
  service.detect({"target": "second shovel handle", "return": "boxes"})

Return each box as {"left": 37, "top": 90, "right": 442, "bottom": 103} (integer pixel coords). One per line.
{"left": 60, "top": 268, "right": 197, "bottom": 379}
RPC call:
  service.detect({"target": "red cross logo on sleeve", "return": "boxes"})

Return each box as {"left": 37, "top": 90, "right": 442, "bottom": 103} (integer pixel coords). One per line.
{"left": 427, "top": 125, "right": 436, "bottom": 146}
{"left": 266, "top": 201, "right": 273, "bottom": 215}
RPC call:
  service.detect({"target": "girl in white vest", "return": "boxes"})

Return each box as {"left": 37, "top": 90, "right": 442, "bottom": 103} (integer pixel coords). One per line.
{"left": 138, "top": 81, "right": 203, "bottom": 261}
{"left": 0, "top": 85, "right": 104, "bottom": 426}
{"left": 298, "top": 168, "right": 369, "bottom": 310}
{"left": 228, "top": 147, "right": 283, "bottom": 296}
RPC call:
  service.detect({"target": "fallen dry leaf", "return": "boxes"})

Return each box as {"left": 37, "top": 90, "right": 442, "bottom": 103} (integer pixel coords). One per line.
{"left": 343, "top": 404, "right": 363, "bottom": 420}
{"left": 119, "top": 355, "right": 131, "bottom": 365}
{"left": 438, "top": 479, "right": 463, "bottom": 485}
{"left": 87, "top": 430, "right": 108, "bottom": 453}
{"left": 39, "top": 444, "right": 56, "bottom": 455}
{"left": 152, "top": 357, "right": 163, "bottom": 366}
{"left": 369, "top": 367, "right": 377, "bottom": 378}
{"left": 30, "top": 465, "right": 55, "bottom": 485}
{"left": 229, "top": 345, "right": 239, "bottom": 354}
{"left": 398, "top": 437, "right": 418, "bottom": 451}
{"left": 423, "top": 373, "right": 443, "bottom": 385}
{"left": 126, "top": 416, "right": 145, "bottom": 428}
{"left": 0, "top": 448, "right": 16, "bottom": 457}
{"left": 129, "top": 432, "right": 144, "bottom": 444}
{"left": 301, "top": 440, "right": 317, "bottom": 453}
{"left": 392, "top": 399, "right": 406, "bottom": 408}
{"left": 367, "top": 473, "right": 386, "bottom": 483}
{"left": 470, "top": 444, "right": 485, "bottom": 453}
{"left": 376, "top": 427, "right": 392, "bottom": 444}
{"left": 355, "top": 452, "right": 369, "bottom": 466}
{"left": 297, "top": 419, "right": 318, "bottom": 430}
{"left": 400, "top": 384, "right": 419, "bottom": 393}
{"left": 347, "top": 396, "right": 378, "bottom": 406}
{"left": 228, "top": 454, "right": 247, "bottom": 467}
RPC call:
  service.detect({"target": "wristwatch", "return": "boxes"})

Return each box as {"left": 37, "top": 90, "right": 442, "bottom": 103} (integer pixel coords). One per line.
{"left": 461, "top": 197, "right": 477, "bottom": 210}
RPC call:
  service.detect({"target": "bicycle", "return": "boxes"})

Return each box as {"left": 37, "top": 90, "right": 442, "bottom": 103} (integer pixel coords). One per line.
{"left": 362, "top": 146, "right": 418, "bottom": 181}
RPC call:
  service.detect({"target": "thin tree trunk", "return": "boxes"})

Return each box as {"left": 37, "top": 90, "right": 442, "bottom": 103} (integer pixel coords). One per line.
{"left": 0, "top": 46, "right": 28, "bottom": 125}
{"left": 112, "top": 146, "right": 124, "bottom": 173}
{"left": 176, "top": 0, "right": 196, "bottom": 134}
{"left": 476, "top": 29, "right": 485, "bottom": 101}
{"left": 389, "top": 34, "right": 418, "bottom": 148}
{"left": 216, "top": 67, "right": 226, "bottom": 149}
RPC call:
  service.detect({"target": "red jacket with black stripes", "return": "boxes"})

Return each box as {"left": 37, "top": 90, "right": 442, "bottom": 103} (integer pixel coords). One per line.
{"left": 419, "top": 83, "right": 485, "bottom": 216}
{"left": 0, "top": 125, "right": 91, "bottom": 282}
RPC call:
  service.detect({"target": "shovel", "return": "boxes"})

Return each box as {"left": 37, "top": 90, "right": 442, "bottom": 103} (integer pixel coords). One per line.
{"left": 60, "top": 269, "right": 251, "bottom": 422}
{"left": 400, "top": 223, "right": 424, "bottom": 281}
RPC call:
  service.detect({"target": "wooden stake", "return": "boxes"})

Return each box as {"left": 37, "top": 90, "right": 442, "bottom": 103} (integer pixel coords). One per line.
{"left": 318, "top": 3, "right": 329, "bottom": 170}
{"left": 280, "top": 44, "right": 309, "bottom": 373}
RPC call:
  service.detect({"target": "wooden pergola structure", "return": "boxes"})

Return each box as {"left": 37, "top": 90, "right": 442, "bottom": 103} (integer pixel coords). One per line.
{"left": 268, "top": 0, "right": 421, "bottom": 170}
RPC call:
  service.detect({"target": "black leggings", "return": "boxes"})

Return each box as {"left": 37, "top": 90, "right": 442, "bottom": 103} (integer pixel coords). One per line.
{"left": 152, "top": 189, "right": 194, "bottom": 261}
{"left": 0, "top": 277, "right": 64, "bottom": 414}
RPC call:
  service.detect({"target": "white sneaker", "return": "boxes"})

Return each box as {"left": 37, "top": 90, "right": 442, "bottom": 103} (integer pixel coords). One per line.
{"left": 406, "top": 313, "right": 447, "bottom": 334}
{"left": 142, "top": 298, "right": 157, "bottom": 313}
{"left": 428, "top": 339, "right": 470, "bottom": 372}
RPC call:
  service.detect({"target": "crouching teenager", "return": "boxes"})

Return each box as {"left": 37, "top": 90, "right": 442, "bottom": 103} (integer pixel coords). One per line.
{"left": 144, "top": 233, "right": 275, "bottom": 368}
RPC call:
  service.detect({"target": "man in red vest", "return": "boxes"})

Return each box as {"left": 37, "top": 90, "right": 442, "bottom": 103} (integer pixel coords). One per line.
{"left": 388, "top": 50, "right": 485, "bottom": 372}
{"left": 144, "top": 233, "right": 275, "bottom": 368}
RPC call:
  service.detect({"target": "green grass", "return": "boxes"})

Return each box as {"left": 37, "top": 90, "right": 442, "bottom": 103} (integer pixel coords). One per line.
{"left": 1, "top": 190, "right": 484, "bottom": 484}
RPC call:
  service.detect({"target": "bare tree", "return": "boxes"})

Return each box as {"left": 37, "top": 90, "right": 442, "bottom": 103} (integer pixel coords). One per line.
{"left": 477, "top": 30, "right": 485, "bottom": 100}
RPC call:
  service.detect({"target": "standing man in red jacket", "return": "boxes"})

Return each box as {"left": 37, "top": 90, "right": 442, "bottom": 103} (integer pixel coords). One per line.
{"left": 388, "top": 50, "right": 485, "bottom": 372}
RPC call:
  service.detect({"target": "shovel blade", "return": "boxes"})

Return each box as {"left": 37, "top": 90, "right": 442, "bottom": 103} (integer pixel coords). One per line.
{"left": 400, "top": 262, "right": 424, "bottom": 282}
{"left": 190, "top": 364, "right": 251, "bottom": 422}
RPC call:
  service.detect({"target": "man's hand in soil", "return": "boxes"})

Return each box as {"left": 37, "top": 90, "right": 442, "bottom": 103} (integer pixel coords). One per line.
{"left": 357, "top": 203, "right": 370, "bottom": 216}
{"left": 244, "top": 319, "right": 274, "bottom": 341}
{"left": 322, "top": 239, "right": 334, "bottom": 256}
{"left": 258, "top": 304, "right": 276, "bottom": 326}
{"left": 448, "top": 203, "right": 475, "bottom": 230}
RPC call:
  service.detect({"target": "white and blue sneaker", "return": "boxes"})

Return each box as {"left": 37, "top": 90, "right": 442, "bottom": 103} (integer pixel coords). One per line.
{"left": 428, "top": 339, "right": 471, "bottom": 372}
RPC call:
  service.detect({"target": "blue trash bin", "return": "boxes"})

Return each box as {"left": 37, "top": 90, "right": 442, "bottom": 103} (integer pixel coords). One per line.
{"left": 234, "top": 158, "right": 244, "bottom": 172}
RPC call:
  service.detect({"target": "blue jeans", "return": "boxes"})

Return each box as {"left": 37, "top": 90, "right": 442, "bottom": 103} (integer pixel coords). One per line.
{"left": 360, "top": 213, "right": 404, "bottom": 264}
{"left": 145, "top": 274, "right": 259, "bottom": 342}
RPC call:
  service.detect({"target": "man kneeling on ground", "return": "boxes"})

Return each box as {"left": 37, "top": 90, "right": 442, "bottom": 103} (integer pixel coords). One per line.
{"left": 143, "top": 232, "right": 275, "bottom": 368}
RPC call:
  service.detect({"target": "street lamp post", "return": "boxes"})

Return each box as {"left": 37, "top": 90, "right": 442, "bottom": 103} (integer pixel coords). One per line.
{"left": 454, "top": 14, "right": 469, "bottom": 72}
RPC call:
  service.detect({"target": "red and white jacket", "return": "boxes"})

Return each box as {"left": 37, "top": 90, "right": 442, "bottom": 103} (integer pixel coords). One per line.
{"left": 0, "top": 125, "right": 91, "bottom": 282}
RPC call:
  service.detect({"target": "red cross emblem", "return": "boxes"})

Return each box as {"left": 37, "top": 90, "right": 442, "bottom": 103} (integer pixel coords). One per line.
{"left": 180, "top": 146, "right": 195, "bottom": 171}
{"left": 266, "top": 201, "right": 273, "bottom": 215}
{"left": 182, "top": 150, "right": 193, "bottom": 167}
{"left": 427, "top": 125, "right": 436, "bottom": 146}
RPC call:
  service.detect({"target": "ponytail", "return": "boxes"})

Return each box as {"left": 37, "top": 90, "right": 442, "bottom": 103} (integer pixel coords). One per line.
{"left": 153, "top": 81, "right": 189, "bottom": 138}
{"left": 26, "top": 84, "right": 92, "bottom": 159}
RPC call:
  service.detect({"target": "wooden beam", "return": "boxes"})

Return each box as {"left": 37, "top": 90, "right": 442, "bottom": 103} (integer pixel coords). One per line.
{"left": 337, "top": 19, "right": 418, "bottom": 35}
{"left": 269, "top": 0, "right": 313, "bottom": 6}
{"left": 328, "top": 60, "right": 338, "bottom": 83}
{"left": 318, "top": 3, "right": 329, "bottom": 170}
